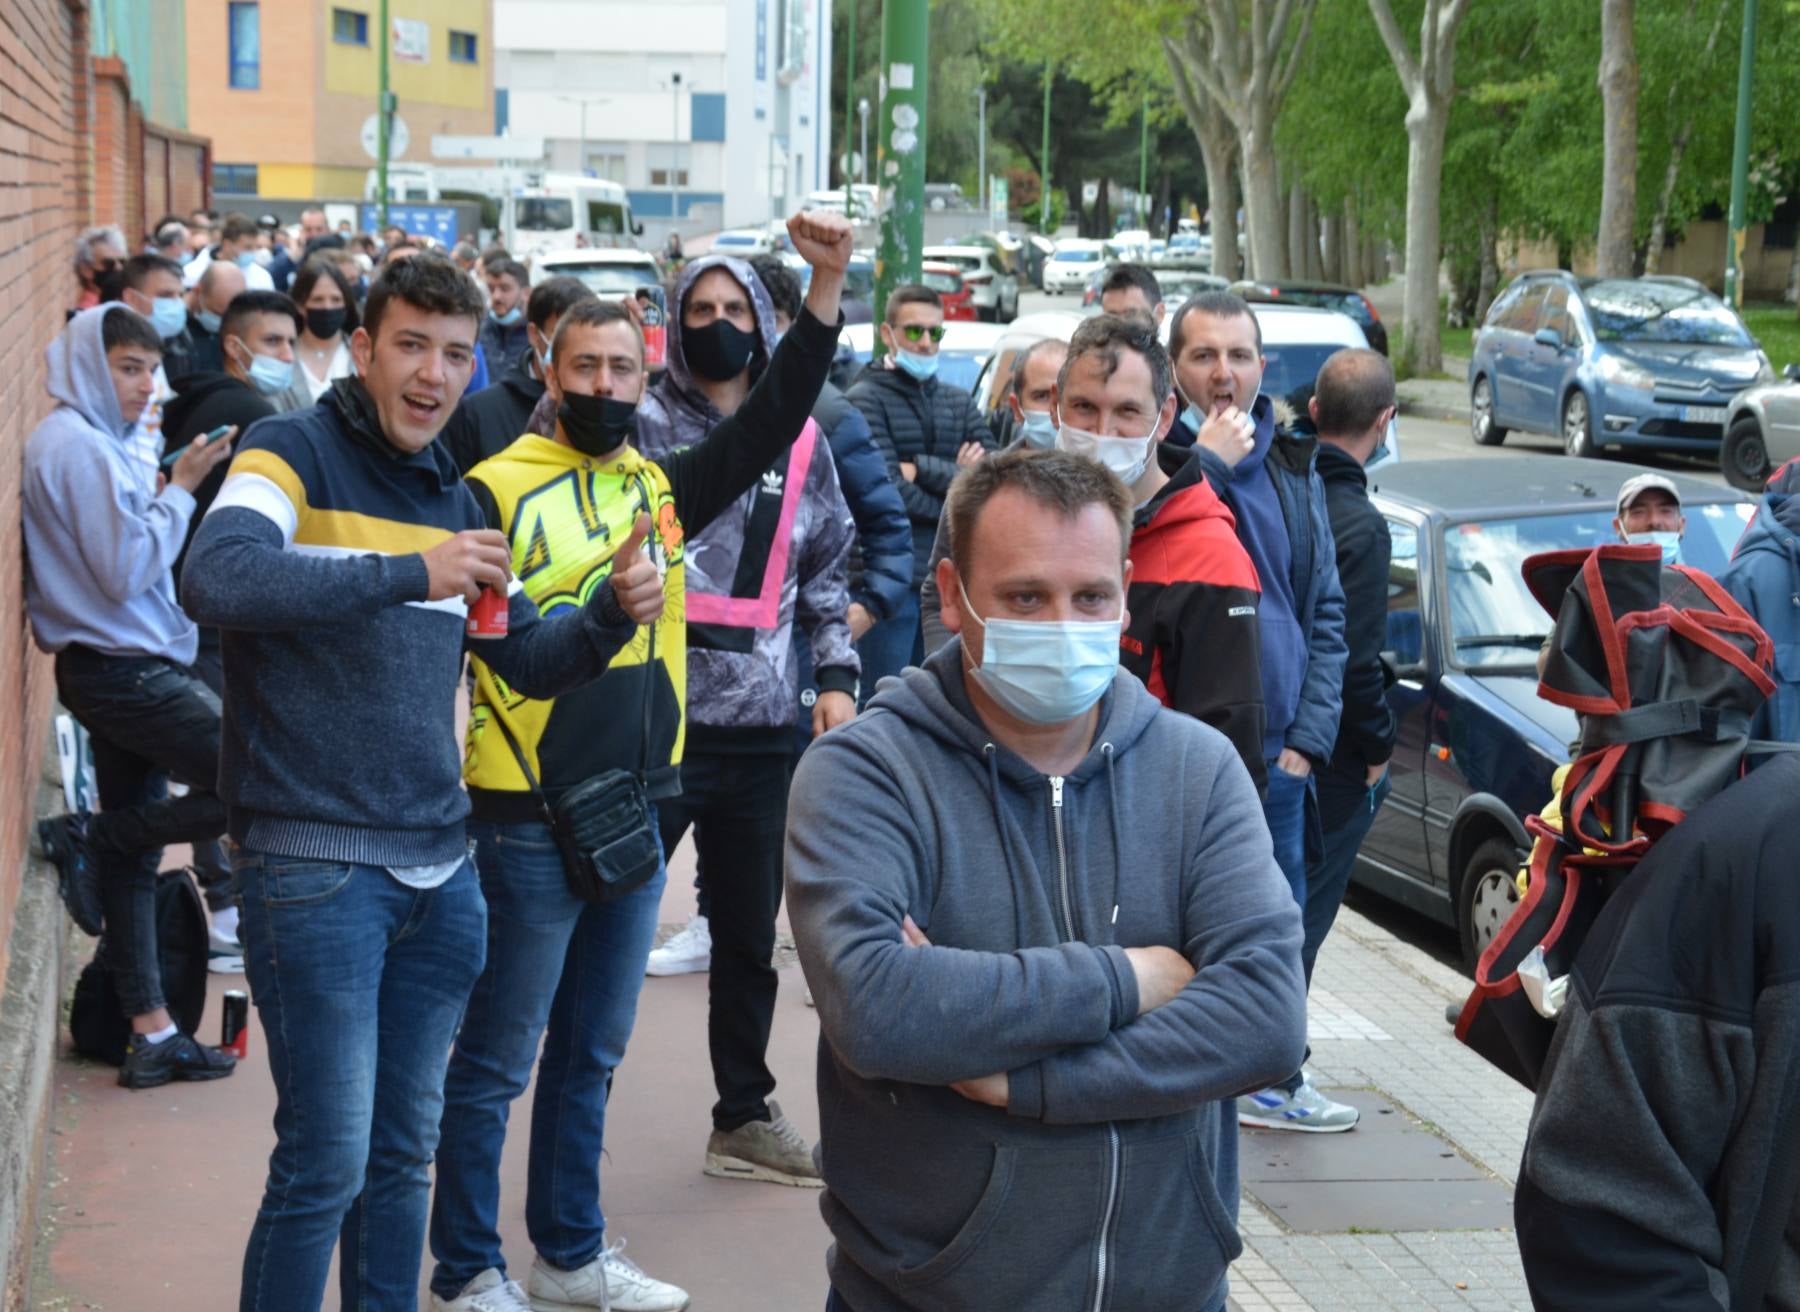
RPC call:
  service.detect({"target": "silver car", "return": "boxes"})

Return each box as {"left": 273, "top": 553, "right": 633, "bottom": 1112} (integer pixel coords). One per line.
{"left": 1722, "top": 363, "right": 1800, "bottom": 490}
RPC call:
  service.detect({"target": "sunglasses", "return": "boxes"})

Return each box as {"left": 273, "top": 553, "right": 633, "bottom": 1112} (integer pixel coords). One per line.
{"left": 898, "top": 324, "right": 946, "bottom": 343}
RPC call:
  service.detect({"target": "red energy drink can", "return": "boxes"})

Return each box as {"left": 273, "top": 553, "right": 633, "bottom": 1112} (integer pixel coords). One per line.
{"left": 467, "top": 586, "right": 509, "bottom": 639}
{"left": 222, "top": 989, "right": 249, "bottom": 1058}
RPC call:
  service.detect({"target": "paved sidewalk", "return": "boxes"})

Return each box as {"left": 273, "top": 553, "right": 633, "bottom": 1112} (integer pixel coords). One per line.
{"left": 30, "top": 839, "right": 1535, "bottom": 1310}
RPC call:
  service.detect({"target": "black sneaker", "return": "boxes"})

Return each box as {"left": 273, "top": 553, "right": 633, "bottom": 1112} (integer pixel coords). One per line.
{"left": 38, "top": 814, "right": 102, "bottom": 936}
{"left": 118, "top": 1031, "right": 237, "bottom": 1090}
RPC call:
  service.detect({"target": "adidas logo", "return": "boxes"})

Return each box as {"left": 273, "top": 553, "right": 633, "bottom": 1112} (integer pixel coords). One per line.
{"left": 760, "top": 469, "right": 784, "bottom": 496}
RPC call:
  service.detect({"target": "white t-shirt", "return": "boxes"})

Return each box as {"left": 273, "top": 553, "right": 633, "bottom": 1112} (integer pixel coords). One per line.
{"left": 297, "top": 338, "right": 353, "bottom": 403}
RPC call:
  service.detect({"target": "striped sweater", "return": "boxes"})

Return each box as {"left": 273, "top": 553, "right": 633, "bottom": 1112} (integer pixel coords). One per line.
{"left": 182, "top": 378, "right": 637, "bottom": 867}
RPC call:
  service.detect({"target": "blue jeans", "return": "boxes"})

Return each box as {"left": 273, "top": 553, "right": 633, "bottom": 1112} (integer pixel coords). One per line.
{"left": 235, "top": 850, "right": 487, "bottom": 1312}
{"left": 1261, "top": 762, "right": 1314, "bottom": 910}
{"left": 1304, "top": 768, "right": 1391, "bottom": 988}
{"left": 430, "top": 818, "right": 666, "bottom": 1297}
{"left": 856, "top": 592, "right": 922, "bottom": 708}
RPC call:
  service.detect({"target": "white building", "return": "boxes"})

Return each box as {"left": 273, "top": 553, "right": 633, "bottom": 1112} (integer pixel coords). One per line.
{"left": 494, "top": 0, "right": 833, "bottom": 237}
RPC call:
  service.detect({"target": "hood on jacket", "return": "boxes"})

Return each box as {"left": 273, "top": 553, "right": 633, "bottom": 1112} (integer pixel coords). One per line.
{"left": 655, "top": 254, "right": 781, "bottom": 415}
{"left": 47, "top": 304, "right": 140, "bottom": 440}
{"left": 866, "top": 634, "right": 1163, "bottom": 792}
{"left": 321, "top": 376, "right": 462, "bottom": 491}
{"left": 1733, "top": 457, "right": 1800, "bottom": 565}
{"left": 1137, "top": 442, "right": 1241, "bottom": 535}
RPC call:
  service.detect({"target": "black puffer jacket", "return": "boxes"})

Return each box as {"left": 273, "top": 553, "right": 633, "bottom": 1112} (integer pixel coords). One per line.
{"left": 847, "top": 365, "right": 996, "bottom": 587}
{"left": 1316, "top": 443, "right": 1396, "bottom": 783}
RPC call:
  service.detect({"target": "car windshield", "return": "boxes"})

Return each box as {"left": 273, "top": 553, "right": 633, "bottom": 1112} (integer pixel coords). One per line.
{"left": 1258, "top": 343, "right": 1355, "bottom": 406}
{"left": 922, "top": 270, "right": 961, "bottom": 295}
{"left": 1280, "top": 290, "right": 1369, "bottom": 322}
{"left": 714, "top": 234, "right": 756, "bottom": 247}
{"left": 517, "top": 198, "right": 574, "bottom": 231}
{"left": 1583, "top": 280, "right": 1753, "bottom": 347}
{"left": 933, "top": 254, "right": 982, "bottom": 272}
{"left": 564, "top": 266, "right": 655, "bottom": 296}
{"left": 1054, "top": 249, "right": 1099, "bottom": 263}
{"left": 1442, "top": 503, "right": 1756, "bottom": 669}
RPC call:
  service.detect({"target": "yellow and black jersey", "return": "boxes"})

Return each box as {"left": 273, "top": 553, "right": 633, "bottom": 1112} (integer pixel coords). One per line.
{"left": 463, "top": 435, "right": 687, "bottom": 817}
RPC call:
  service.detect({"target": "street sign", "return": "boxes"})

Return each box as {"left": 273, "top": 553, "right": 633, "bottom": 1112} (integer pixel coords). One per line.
{"left": 360, "top": 204, "right": 459, "bottom": 246}
{"left": 433, "top": 135, "right": 545, "bottom": 161}
{"left": 362, "top": 113, "right": 410, "bottom": 161}
{"left": 837, "top": 151, "right": 863, "bottom": 178}
{"left": 989, "top": 175, "right": 1009, "bottom": 228}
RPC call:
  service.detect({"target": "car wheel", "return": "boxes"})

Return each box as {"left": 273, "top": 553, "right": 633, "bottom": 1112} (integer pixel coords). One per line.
{"left": 1457, "top": 836, "right": 1522, "bottom": 974}
{"left": 1721, "top": 414, "right": 1771, "bottom": 491}
{"left": 1470, "top": 375, "right": 1507, "bottom": 446}
{"left": 1562, "top": 390, "right": 1598, "bottom": 459}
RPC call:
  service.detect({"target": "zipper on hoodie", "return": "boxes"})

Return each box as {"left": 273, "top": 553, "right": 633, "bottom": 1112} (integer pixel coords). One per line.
{"left": 1050, "top": 773, "right": 1120, "bottom": 1311}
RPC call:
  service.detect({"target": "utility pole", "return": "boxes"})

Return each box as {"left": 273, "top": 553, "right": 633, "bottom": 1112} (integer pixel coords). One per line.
{"left": 1724, "top": 0, "right": 1758, "bottom": 308}
{"left": 873, "top": 0, "right": 927, "bottom": 363}
{"left": 843, "top": 0, "right": 857, "bottom": 221}
{"left": 1040, "top": 60, "right": 1052, "bottom": 236}
{"left": 858, "top": 98, "right": 870, "bottom": 187}
{"left": 376, "top": 0, "right": 391, "bottom": 229}
{"left": 976, "top": 84, "right": 987, "bottom": 219}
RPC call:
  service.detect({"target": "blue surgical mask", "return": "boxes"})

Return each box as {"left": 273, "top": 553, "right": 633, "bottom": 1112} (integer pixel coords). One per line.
{"left": 150, "top": 296, "right": 188, "bottom": 340}
{"left": 1629, "top": 529, "right": 1682, "bottom": 566}
{"left": 1017, "top": 408, "right": 1057, "bottom": 449}
{"left": 195, "top": 308, "right": 222, "bottom": 334}
{"left": 957, "top": 577, "right": 1121, "bottom": 724}
{"left": 495, "top": 307, "right": 523, "bottom": 327}
{"left": 244, "top": 351, "right": 295, "bottom": 396}
{"left": 893, "top": 348, "right": 939, "bottom": 382}
{"left": 235, "top": 250, "right": 258, "bottom": 270}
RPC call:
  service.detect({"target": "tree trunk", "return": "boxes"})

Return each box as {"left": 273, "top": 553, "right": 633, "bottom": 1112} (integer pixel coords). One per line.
{"left": 1287, "top": 180, "right": 1308, "bottom": 284}
{"left": 1241, "top": 111, "right": 1286, "bottom": 279}
{"left": 1307, "top": 193, "right": 1326, "bottom": 279}
{"left": 1397, "top": 86, "right": 1451, "bottom": 377}
{"left": 1344, "top": 195, "right": 1364, "bottom": 288}
{"left": 1197, "top": 120, "right": 1241, "bottom": 281}
{"left": 1476, "top": 189, "right": 1500, "bottom": 324}
{"left": 1321, "top": 207, "right": 1344, "bottom": 283}
{"left": 1596, "top": 0, "right": 1639, "bottom": 278}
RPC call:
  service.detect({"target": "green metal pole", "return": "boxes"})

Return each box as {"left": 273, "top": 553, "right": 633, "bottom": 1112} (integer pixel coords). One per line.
{"left": 377, "top": 0, "right": 391, "bottom": 230}
{"left": 1724, "top": 0, "right": 1757, "bottom": 307}
{"left": 1139, "top": 94, "right": 1148, "bottom": 233}
{"left": 843, "top": 0, "right": 856, "bottom": 222}
{"left": 1040, "top": 61, "right": 1051, "bottom": 236}
{"left": 873, "top": 0, "right": 927, "bottom": 364}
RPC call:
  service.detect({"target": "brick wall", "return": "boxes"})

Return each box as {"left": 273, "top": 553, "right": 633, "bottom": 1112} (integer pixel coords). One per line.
{"left": 0, "top": 1, "right": 84, "bottom": 981}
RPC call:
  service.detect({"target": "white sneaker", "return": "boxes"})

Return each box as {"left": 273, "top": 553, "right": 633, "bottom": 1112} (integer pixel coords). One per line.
{"left": 529, "top": 1238, "right": 690, "bottom": 1311}
{"left": 208, "top": 923, "right": 244, "bottom": 975}
{"left": 1237, "top": 1075, "right": 1361, "bottom": 1133}
{"left": 645, "top": 915, "right": 710, "bottom": 977}
{"left": 432, "top": 1267, "right": 533, "bottom": 1312}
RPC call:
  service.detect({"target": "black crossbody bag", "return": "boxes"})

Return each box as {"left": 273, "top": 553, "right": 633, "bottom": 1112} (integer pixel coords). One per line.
{"left": 487, "top": 509, "right": 664, "bottom": 903}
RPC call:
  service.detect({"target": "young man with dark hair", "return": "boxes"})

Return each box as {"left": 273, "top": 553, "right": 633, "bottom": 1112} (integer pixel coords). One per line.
{"left": 1099, "top": 261, "right": 1165, "bottom": 327}
{"left": 633, "top": 229, "right": 860, "bottom": 1188}
{"left": 441, "top": 274, "right": 596, "bottom": 475}
{"left": 748, "top": 253, "right": 912, "bottom": 710}
{"left": 26, "top": 304, "right": 239, "bottom": 1088}
{"left": 847, "top": 283, "right": 996, "bottom": 677}
{"left": 185, "top": 212, "right": 276, "bottom": 292}
{"left": 427, "top": 212, "right": 851, "bottom": 1312}
{"left": 182, "top": 253, "right": 647, "bottom": 1308}
{"left": 480, "top": 258, "right": 534, "bottom": 377}
{"left": 1169, "top": 289, "right": 1352, "bottom": 1133}
{"left": 787, "top": 444, "right": 1305, "bottom": 1312}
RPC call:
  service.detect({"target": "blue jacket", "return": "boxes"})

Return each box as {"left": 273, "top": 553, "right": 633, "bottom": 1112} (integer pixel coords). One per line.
{"left": 1193, "top": 396, "right": 1347, "bottom": 765}
{"left": 1721, "top": 460, "right": 1800, "bottom": 743}
{"left": 812, "top": 380, "right": 912, "bottom": 622}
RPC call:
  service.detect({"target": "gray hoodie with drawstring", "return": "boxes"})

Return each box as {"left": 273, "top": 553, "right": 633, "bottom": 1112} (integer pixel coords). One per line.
{"left": 786, "top": 639, "right": 1306, "bottom": 1312}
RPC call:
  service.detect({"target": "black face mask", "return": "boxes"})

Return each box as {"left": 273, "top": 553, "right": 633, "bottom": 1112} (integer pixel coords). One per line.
{"left": 305, "top": 307, "right": 347, "bottom": 340}
{"left": 558, "top": 391, "right": 637, "bottom": 457}
{"left": 682, "top": 319, "right": 759, "bottom": 382}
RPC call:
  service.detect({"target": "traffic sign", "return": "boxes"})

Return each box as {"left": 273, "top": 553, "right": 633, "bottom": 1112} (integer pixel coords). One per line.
{"left": 362, "top": 113, "right": 410, "bottom": 161}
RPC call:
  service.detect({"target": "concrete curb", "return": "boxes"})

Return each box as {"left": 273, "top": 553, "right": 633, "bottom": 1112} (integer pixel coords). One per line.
{"left": 0, "top": 762, "right": 72, "bottom": 1312}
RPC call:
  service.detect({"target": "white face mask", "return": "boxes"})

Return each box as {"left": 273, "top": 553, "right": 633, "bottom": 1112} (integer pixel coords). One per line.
{"left": 1054, "top": 412, "right": 1158, "bottom": 486}
{"left": 957, "top": 577, "right": 1122, "bottom": 725}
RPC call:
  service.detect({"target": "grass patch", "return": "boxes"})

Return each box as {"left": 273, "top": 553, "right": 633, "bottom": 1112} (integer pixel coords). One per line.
{"left": 1390, "top": 321, "right": 1475, "bottom": 380}
{"left": 1743, "top": 304, "right": 1800, "bottom": 374}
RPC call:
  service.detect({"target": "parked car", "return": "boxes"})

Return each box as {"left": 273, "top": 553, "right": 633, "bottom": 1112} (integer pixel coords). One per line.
{"left": 924, "top": 182, "right": 970, "bottom": 211}
{"left": 1043, "top": 240, "right": 1106, "bottom": 294}
{"left": 782, "top": 251, "right": 878, "bottom": 323}
{"left": 1467, "top": 272, "right": 1774, "bottom": 460}
{"left": 1228, "top": 280, "right": 1388, "bottom": 356}
{"left": 1150, "top": 264, "right": 1229, "bottom": 303}
{"left": 1721, "top": 363, "right": 1800, "bottom": 489}
{"left": 830, "top": 320, "right": 1006, "bottom": 394}
{"left": 530, "top": 248, "right": 669, "bottom": 370}
{"left": 708, "top": 228, "right": 773, "bottom": 257}
{"left": 920, "top": 260, "right": 979, "bottom": 322}
{"left": 1361, "top": 456, "right": 1754, "bottom": 970}
{"left": 923, "top": 245, "right": 1019, "bottom": 322}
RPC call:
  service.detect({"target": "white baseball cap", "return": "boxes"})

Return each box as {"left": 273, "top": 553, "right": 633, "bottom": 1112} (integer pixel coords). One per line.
{"left": 1616, "top": 472, "right": 1681, "bottom": 515}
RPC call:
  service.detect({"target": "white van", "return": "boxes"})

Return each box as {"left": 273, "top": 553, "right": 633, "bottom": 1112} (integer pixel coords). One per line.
{"left": 508, "top": 175, "right": 641, "bottom": 263}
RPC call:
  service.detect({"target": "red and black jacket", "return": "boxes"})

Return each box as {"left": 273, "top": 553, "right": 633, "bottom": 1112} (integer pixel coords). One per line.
{"left": 1121, "top": 443, "right": 1267, "bottom": 794}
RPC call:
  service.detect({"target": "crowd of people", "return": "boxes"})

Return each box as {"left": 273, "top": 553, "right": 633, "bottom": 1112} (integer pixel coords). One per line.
{"left": 23, "top": 207, "right": 1800, "bottom": 1311}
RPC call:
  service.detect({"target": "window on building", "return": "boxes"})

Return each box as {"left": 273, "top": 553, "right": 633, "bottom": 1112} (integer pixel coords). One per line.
{"left": 332, "top": 8, "right": 368, "bottom": 45}
{"left": 647, "top": 144, "right": 690, "bottom": 188}
{"left": 228, "top": 2, "right": 260, "bottom": 89}
{"left": 213, "top": 162, "right": 260, "bottom": 194}
{"left": 584, "top": 150, "right": 627, "bottom": 184}
{"left": 449, "top": 30, "right": 478, "bottom": 63}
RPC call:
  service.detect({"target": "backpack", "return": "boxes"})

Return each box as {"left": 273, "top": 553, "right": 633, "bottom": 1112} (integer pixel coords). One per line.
{"left": 69, "top": 866, "right": 211, "bottom": 1066}
{"left": 1454, "top": 544, "right": 1778, "bottom": 1090}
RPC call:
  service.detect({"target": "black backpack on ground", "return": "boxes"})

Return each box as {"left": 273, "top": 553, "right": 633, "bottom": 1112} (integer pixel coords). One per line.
{"left": 69, "top": 867, "right": 211, "bottom": 1066}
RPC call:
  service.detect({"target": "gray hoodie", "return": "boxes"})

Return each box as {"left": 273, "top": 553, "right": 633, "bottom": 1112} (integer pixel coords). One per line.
{"left": 22, "top": 304, "right": 198, "bottom": 664}
{"left": 633, "top": 255, "right": 859, "bottom": 736}
{"left": 786, "top": 640, "right": 1306, "bottom": 1312}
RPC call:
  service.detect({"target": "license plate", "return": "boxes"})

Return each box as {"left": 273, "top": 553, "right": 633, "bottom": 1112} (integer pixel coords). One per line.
{"left": 1683, "top": 405, "right": 1727, "bottom": 424}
